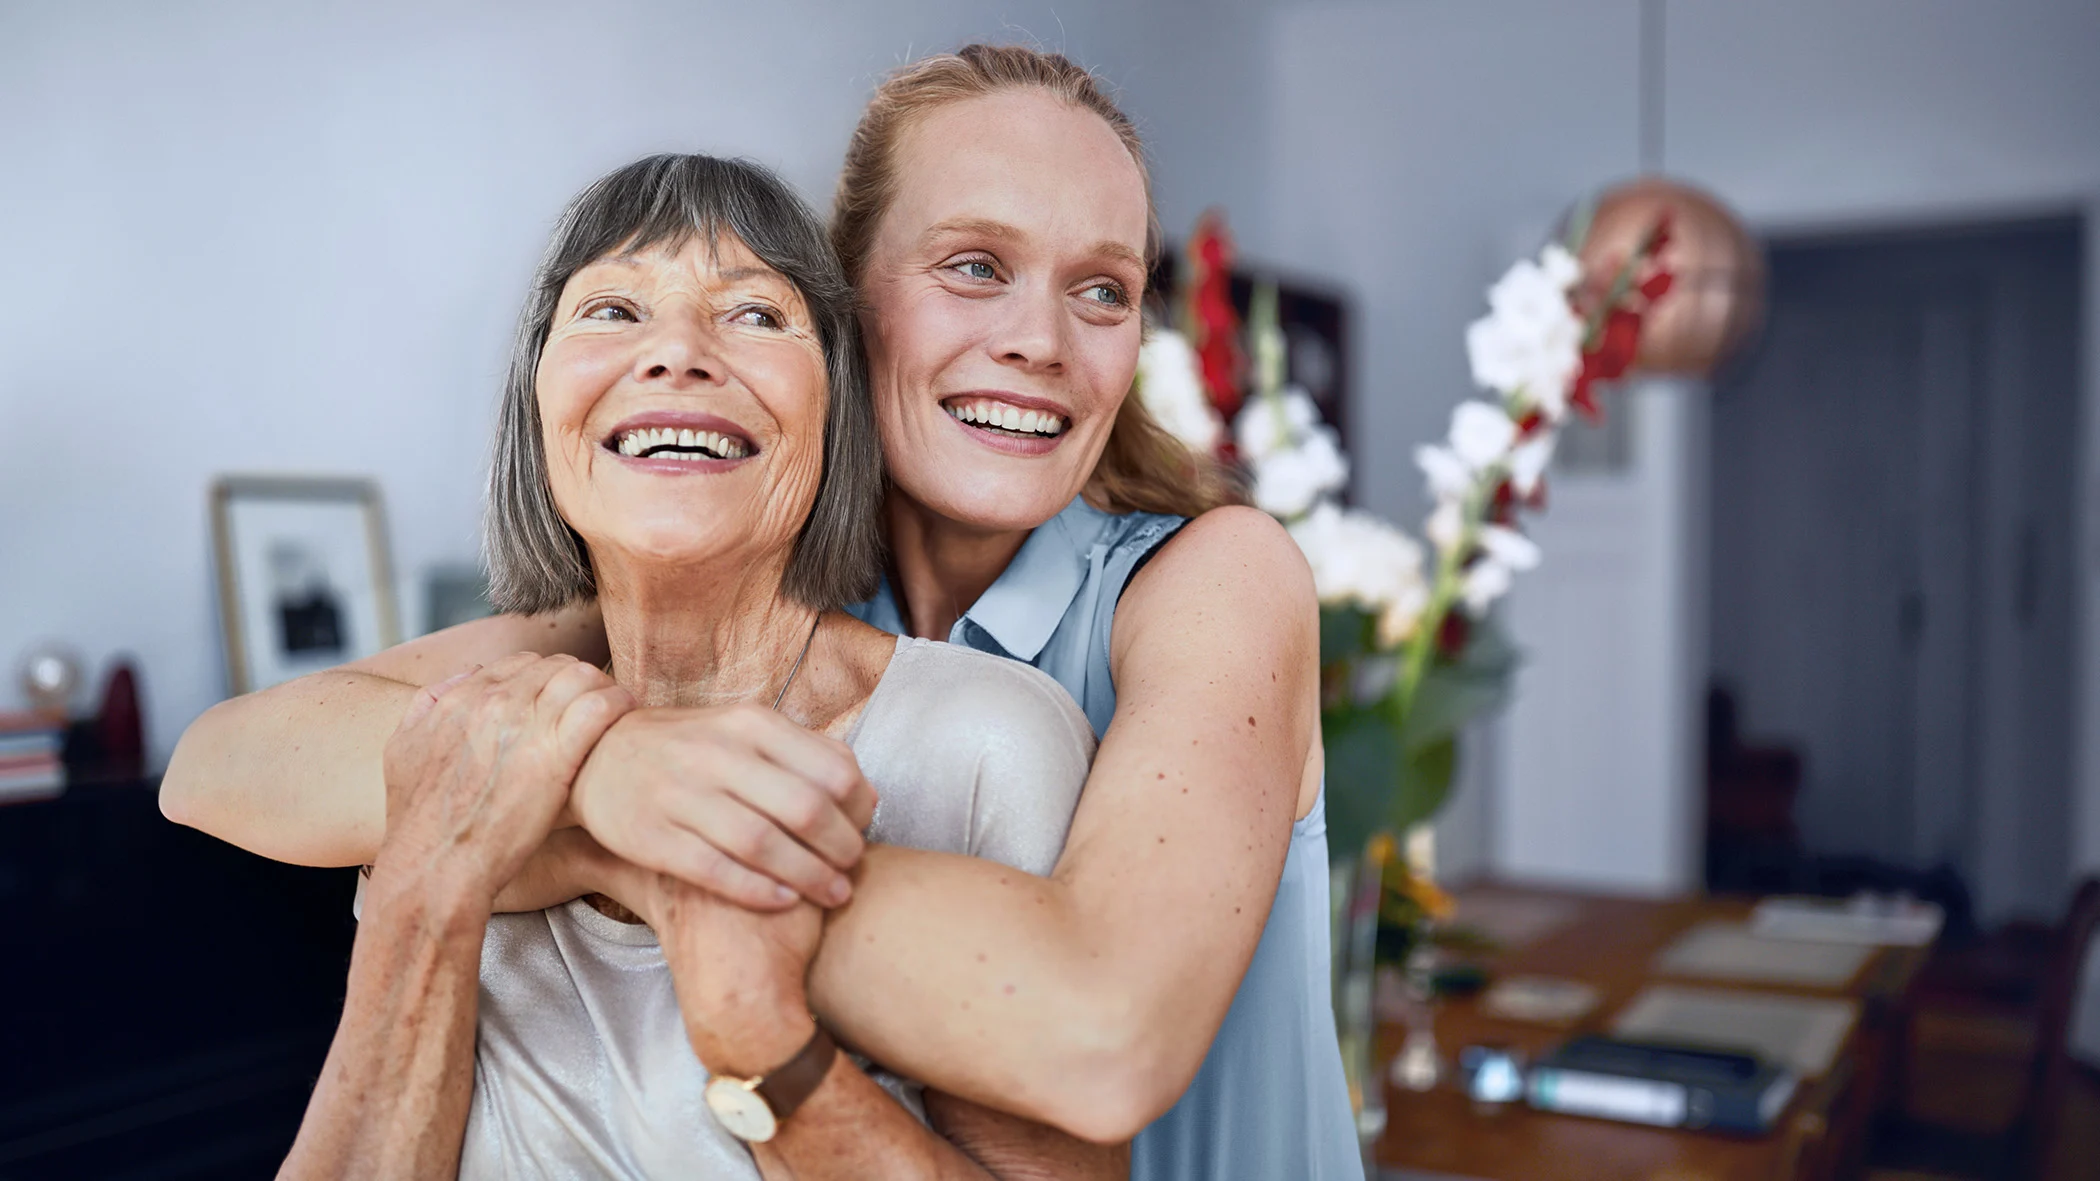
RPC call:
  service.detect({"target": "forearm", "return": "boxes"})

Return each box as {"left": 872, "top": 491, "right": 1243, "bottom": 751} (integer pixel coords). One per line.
{"left": 806, "top": 845, "right": 1239, "bottom": 1143}
{"left": 161, "top": 670, "right": 410, "bottom": 865}
{"left": 280, "top": 881, "right": 488, "bottom": 1180}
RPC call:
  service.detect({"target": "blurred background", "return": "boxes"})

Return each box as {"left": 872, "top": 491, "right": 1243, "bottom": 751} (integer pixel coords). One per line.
{"left": 3, "top": 1, "right": 2098, "bottom": 1178}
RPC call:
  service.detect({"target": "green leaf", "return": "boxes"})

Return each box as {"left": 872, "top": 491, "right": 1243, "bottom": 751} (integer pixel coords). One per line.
{"left": 1318, "top": 604, "right": 1375, "bottom": 668}
{"left": 1390, "top": 733, "right": 1458, "bottom": 832}
{"left": 1393, "top": 619, "right": 1521, "bottom": 751}
{"left": 1320, "top": 701, "right": 1401, "bottom": 866}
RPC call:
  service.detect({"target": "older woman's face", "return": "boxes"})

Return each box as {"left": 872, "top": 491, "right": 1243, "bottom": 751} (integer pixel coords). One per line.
{"left": 536, "top": 234, "right": 828, "bottom": 579}
{"left": 860, "top": 89, "right": 1150, "bottom": 533}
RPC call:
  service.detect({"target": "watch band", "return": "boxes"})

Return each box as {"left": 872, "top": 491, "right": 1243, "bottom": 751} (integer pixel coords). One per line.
{"left": 752, "top": 1024, "right": 837, "bottom": 1122}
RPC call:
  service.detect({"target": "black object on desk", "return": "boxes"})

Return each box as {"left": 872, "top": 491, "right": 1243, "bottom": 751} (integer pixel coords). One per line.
{"left": 1526, "top": 1035, "right": 1800, "bottom": 1135}
{"left": 0, "top": 778, "right": 356, "bottom": 1179}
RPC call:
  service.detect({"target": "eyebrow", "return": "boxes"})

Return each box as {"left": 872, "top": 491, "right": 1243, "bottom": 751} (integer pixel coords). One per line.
{"left": 920, "top": 217, "right": 1146, "bottom": 274}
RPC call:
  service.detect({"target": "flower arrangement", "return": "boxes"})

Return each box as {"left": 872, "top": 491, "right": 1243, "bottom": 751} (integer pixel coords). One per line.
{"left": 1136, "top": 211, "right": 1675, "bottom": 863}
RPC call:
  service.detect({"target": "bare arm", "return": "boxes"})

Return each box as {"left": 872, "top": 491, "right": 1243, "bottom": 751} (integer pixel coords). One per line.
{"left": 805, "top": 508, "right": 1318, "bottom": 1141}
{"left": 598, "top": 858, "right": 1122, "bottom": 1181}
{"left": 160, "top": 604, "right": 608, "bottom": 865}
{"left": 280, "top": 652, "right": 631, "bottom": 1179}
{"left": 279, "top": 877, "right": 485, "bottom": 1180}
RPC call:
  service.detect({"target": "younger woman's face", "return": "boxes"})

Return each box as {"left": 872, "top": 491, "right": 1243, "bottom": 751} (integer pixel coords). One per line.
{"left": 859, "top": 89, "right": 1150, "bottom": 533}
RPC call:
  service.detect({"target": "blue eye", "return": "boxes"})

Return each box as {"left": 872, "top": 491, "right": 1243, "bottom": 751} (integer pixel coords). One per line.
{"left": 1082, "top": 283, "right": 1127, "bottom": 307}
{"left": 954, "top": 260, "right": 997, "bottom": 281}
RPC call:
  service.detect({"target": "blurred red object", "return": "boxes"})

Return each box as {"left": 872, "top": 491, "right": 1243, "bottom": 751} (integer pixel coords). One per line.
{"left": 1181, "top": 209, "right": 1246, "bottom": 420}
{"left": 94, "top": 661, "right": 145, "bottom": 778}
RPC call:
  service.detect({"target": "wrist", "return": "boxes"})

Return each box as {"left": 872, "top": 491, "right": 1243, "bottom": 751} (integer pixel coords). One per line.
{"left": 363, "top": 859, "right": 495, "bottom": 938}
{"left": 686, "top": 984, "right": 815, "bottom": 1078}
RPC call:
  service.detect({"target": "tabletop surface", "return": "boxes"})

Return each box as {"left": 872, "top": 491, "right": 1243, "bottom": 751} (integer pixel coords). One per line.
{"left": 1371, "top": 883, "right": 1930, "bottom": 1181}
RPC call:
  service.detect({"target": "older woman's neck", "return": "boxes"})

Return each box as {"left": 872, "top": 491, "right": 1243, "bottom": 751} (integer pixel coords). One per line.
{"left": 593, "top": 559, "right": 819, "bottom": 709}
{"left": 883, "top": 494, "right": 1032, "bottom": 641}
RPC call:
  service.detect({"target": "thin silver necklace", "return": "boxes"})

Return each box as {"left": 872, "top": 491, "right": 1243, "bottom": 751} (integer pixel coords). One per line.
{"left": 771, "top": 610, "right": 823, "bottom": 711}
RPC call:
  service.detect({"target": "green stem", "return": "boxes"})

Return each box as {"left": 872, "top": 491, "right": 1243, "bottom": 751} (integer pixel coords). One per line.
{"left": 1391, "top": 479, "right": 1492, "bottom": 725}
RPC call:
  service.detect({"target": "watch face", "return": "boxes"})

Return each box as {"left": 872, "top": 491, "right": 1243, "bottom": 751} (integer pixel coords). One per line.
{"left": 705, "top": 1077, "right": 779, "bottom": 1143}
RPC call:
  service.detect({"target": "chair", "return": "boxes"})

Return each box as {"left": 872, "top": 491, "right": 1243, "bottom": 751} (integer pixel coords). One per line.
{"left": 1864, "top": 876, "right": 2100, "bottom": 1181}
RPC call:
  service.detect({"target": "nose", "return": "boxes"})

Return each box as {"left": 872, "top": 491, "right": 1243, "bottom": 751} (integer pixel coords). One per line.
{"left": 632, "top": 311, "right": 727, "bottom": 387}
{"left": 988, "top": 281, "right": 1068, "bottom": 375}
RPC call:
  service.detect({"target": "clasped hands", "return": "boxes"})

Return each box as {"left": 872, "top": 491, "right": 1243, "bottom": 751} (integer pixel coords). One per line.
{"left": 369, "top": 651, "right": 879, "bottom": 1078}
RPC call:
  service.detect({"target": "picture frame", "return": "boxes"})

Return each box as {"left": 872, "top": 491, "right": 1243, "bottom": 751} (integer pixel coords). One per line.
{"left": 210, "top": 475, "right": 401, "bottom": 696}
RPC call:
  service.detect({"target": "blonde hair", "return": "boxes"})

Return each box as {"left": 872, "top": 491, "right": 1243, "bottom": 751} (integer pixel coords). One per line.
{"left": 833, "top": 44, "right": 1237, "bottom": 519}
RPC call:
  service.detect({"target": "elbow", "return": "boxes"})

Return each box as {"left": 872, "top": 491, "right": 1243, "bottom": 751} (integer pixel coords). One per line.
{"left": 1036, "top": 992, "right": 1201, "bottom": 1144}
{"left": 159, "top": 699, "right": 233, "bottom": 831}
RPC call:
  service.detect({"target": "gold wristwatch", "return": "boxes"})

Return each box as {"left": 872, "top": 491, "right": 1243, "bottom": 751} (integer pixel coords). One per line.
{"left": 703, "top": 1024, "right": 837, "bottom": 1143}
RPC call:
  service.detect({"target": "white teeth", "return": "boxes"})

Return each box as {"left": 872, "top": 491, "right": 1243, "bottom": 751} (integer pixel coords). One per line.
{"left": 944, "top": 400, "right": 1068, "bottom": 437}
{"left": 612, "top": 425, "right": 752, "bottom": 460}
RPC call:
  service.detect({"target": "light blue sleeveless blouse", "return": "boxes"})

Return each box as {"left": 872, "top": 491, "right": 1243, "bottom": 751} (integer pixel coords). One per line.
{"left": 850, "top": 497, "right": 1364, "bottom": 1181}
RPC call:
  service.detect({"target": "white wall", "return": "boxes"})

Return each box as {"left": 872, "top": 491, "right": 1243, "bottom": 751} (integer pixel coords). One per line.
{"left": 0, "top": 0, "right": 1187, "bottom": 764}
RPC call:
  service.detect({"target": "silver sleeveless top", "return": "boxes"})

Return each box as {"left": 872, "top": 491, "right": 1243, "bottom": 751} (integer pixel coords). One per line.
{"left": 851, "top": 497, "right": 1364, "bottom": 1181}
{"left": 456, "top": 637, "right": 1094, "bottom": 1180}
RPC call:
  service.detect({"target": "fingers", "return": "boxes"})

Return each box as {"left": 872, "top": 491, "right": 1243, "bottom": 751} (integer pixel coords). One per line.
{"left": 695, "top": 788, "right": 855, "bottom": 907}
{"left": 535, "top": 661, "right": 635, "bottom": 770}
{"left": 720, "top": 757, "right": 866, "bottom": 881}
{"left": 626, "top": 822, "right": 800, "bottom": 912}
{"left": 740, "top": 707, "right": 872, "bottom": 807}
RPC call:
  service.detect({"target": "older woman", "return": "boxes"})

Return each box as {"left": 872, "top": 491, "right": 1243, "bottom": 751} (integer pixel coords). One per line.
{"left": 169, "top": 46, "right": 1358, "bottom": 1180}
{"left": 278, "top": 153, "right": 1122, "bottom": 1178}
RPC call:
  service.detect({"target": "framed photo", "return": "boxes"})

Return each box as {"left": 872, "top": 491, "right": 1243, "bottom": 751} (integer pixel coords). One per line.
{"left": 210, "top": 475, "right": 401, "bottom": 696}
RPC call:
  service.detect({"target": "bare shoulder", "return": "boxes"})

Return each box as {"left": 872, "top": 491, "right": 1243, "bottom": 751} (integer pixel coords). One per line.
{"left": 1115, "top": 505, "right": 1316, "bottom": 659}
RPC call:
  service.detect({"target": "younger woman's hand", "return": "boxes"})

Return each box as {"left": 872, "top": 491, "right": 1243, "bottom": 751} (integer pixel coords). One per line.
{"left": 567, "top": 704, "right": 878, "bottom": 912}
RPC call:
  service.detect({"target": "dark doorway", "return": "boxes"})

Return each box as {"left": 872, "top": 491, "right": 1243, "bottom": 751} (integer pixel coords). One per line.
{"left": 1707, "top": 217, "right": 2082, "bottom": 924}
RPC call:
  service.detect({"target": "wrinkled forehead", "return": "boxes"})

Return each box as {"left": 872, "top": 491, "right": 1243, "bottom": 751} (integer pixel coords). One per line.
{"left": 566, "top": 231, "right": 808, "bottom": 310}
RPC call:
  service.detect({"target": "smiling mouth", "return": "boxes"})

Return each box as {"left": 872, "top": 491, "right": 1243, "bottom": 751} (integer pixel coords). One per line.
{"left": 609, "top": 425, "right": 754, "bottom": 461}
{"left": 941, "top": 396, "right": 1070, "bottom": 439}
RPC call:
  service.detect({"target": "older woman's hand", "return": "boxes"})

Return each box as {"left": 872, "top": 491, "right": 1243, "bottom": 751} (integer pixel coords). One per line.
{"left": 566, "top": 705, "right": 878, "bottom": 912}
{"left": 375, "top": 651, "right": 635, "bottom": 908}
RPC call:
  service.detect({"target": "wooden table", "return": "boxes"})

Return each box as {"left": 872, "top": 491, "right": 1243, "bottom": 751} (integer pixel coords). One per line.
{"left": 1372, "top": 884, "right": 1932, "bottom": 1181}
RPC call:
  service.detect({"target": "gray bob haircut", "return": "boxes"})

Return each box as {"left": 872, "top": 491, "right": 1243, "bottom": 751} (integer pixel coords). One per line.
{"left": 485, "top": 153, "right": 885, "bottom": 615}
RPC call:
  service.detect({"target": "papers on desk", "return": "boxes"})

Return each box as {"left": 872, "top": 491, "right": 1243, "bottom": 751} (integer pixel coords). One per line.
{"left": 1750, "top": 894, "right": 1945, "bottom": 946}
{"left": 1654, "top": 920, "right": 1876, "bottom": 988}
{"left": 1611, "top": 984, "right": 1860, "bottom": 1077}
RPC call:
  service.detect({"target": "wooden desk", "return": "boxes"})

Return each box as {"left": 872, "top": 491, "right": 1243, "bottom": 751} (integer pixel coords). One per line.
{"left": 1373, "top": 885, "right": 1931, "bottom": 1181}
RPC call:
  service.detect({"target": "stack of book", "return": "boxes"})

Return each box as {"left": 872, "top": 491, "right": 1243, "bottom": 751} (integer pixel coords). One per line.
{"left": 0, "top": 711, "right": 66, "bottom": 802}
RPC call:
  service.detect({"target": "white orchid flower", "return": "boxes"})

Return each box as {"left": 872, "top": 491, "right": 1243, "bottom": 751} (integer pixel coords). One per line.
{"left": 1449, "top": 401, "right": 1518, "bottom": 470}
{"left": 1415, "top": 444, "right": 1473, "bottom": 501}
{"left": 1478, "top": 524, "right": 1542, "bottom": 571}
{"left": 1136, "top": 329, "right": 1223, "bottom": 454}
{"left": 1539, "top": 243, "right": 1582, "bottom": 291}
{"left": 1234, "top": 387, "right": 1321, "bottom": 463}
{"left": 1508, "top": 432, "right": 1556, "bottom": 497}
{"left": 1461, "top": 559, "right": 1515, "bottom": 616}
{"left": 1426, "top": 500, "right": 1466, "bottom": 554}
{"left": 1251, "top": 427, "right": 1349, "bottom": 518}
